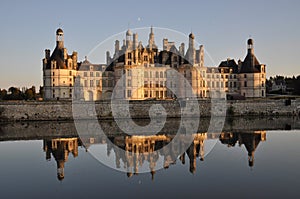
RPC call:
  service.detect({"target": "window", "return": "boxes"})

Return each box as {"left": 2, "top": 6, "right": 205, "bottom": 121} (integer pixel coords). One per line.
{"left": 225, "top": 82, "right": 228, "bottom": 88}
{"left": 144, "top": 71, "right": 148, "bottom": 78}
{"left": 262, "top": 90, "right": 264, "bottom": 97}
{"left": 160, "top": 71, "right": 163, "bottom": 78}
{"left": 128, "top": 61, "right": 132, "bottom": 65}
{"left": 212, "top": 81, "right": 214, "bottom": 88}
{"left": 69, "top": 71, "right": 72, "bottom": 76}
{"left": 156, "top": 71, "right": 159, "bottom": 78}
{"left": 262, "top": 74, "right": 264, "bottom": 78}
{"left": 155, "top": 81, "right": 159, "bottom": 87}
{"left": 128, "top": 53, "right": 132, "bottom": 59}
{"left": 96, "top": 72, "right": 100, "bottom": 77}
{"left": 173, "top": 56, "right": 178, "bottom": 62}
{"left": 90, "top": 80, "right": 94, "bottom": 87}
{"left": 144, "top": 81, "right": 148, "bottom": 87}
{"left": 150, "top": 71, "right": 152, "bottom": 78}
{"left": 127, "top": 70, "right": 132, "bottom": 76}
{"left": 160, "top": 81, "right": 163, "bottom": 87}
{"left": 53, "top": 72, "right": 55, "bottom": 76}
{"left": 127, "top": 90, "right": 132, "bottom": 97}
{"left": 262, "top": 81, "right": 264, "bottom": 87}
{"left": 84, "top": 80, "right": 88, "bottom": 87}
{"left": 244, "top": 81, "right": 247, "bottom": 87}
{"left": 96, "top": 80, "right": 100, "bottom": 87}
{"left": 230, "top": 82, "right": 232, "bottom": 88}
{"left": 244, "top": 74, "right": 247, "bottom": 78}
{"left": 69, "top": 78, "right": 72, "bottom": 82}
{"left": 234, "top": 82, "right": 237, "bottom": 88}
{"left": 90, "top": 72, "right": 93, "bottom": 77}
{"left": 127, "top": 79, "right": 132, "bottom": 87}
{"left": 144, "top": 56, "right": 148, "bottom": 61}
{"left": 216, "top": 82, "right": 219, "bottom": 88}
{"left": 225, "top": 75, "right": 228, "bottom": 79}
{"left": 84, "top": 72, "right": 87, "bottom": 77}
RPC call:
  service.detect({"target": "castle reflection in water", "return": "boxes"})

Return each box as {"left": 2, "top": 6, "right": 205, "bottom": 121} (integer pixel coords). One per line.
{"left": 43, "top": 131, "right": 266, "bottom": 181}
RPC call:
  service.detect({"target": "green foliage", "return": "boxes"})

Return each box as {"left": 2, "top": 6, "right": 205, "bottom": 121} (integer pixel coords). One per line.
{"left": 267, "top": 75, "right": 300, "bottom": 95}
{"left": 0, "top": 86, "right": 37, "bottom": 100}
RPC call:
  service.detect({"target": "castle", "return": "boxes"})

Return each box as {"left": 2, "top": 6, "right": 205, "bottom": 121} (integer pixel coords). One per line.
{"left": 42, "top": 27, "right": 266, "bottom": 100}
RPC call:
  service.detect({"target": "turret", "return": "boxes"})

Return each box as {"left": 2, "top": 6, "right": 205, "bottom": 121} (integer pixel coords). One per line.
{"left": 56, "top": 28, "right": 64, "bottom": 49}
{"left": 45, "top": 49, "right": 50, "bottom": 59}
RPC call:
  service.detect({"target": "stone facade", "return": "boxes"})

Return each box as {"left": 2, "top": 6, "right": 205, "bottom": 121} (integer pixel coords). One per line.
{"left": 43, "top": 28, "right": 78, "bottom": 100}
{"left": 43, "top": 28, "right": 266, "bottom": 101}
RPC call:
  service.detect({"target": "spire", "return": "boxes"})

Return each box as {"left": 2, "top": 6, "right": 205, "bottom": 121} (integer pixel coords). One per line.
{"left": 148, "top": 26, "right": 156, "bottom": 49}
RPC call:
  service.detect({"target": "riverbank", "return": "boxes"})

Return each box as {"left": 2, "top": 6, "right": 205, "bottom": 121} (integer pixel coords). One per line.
{"left": 0, "top": 117, "right": 299, "bottom": 141}
{"left": 0, "top": 99, "right": 300, "bottom": 122}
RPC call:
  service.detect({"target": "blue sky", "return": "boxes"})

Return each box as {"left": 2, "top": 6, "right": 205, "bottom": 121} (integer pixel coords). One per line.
{"left": 0, "top": 0, "right": 299, "bottom": 88}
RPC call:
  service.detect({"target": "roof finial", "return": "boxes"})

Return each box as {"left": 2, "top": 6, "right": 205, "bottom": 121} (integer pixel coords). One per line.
{"left": 85, "top": 56, "right": 87, "bottom": 61}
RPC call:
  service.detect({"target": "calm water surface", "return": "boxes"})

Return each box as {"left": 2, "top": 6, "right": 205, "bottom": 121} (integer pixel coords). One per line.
{"left": 0, "top": 119, "right": 299, "bottom": 199}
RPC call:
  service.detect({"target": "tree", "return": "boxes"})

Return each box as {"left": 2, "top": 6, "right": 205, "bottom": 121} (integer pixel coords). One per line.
{"left": 0, "top": 89, "right": 7, "bottom": 100}
{"left": 7, "top": 87, "right": 23, "bottom": 100}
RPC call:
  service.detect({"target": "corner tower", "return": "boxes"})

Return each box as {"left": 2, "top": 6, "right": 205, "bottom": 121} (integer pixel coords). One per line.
{"left": 42, "top": 28, "right": 78, "bottom": 100}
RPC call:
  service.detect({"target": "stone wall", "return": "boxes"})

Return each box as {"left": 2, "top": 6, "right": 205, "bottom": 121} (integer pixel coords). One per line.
{"left": 0, "top": 117, "right": 299, "bottom": 141}
{"left": 0, "top": 99, "right": 300, "bottom": 122}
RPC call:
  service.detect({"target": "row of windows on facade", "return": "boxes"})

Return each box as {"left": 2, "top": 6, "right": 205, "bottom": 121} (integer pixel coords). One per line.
{"left": 52, "top": 89, "right": 72, "bottom": 98}
{"left": 83, "top": 72, "right": 101, "bottom": 77}
{"left": 126, "top": 90, "right": 168, "bottom": 99}
{"left": 51, "top": 62, "right": 74, "bottom": 69}
{"left": 84, "top": 80, "right": 101, "bottom": 87}
{"left": 128, "top": 70, "right": 265, "bottom": 79}
{"left": 51, "top": 70, "right": 264, "bottom": 80}
{"left": 52, "top": 71, "right": 74, "bottom": 76}
{"left": 128, "top": 80, "right": 265, "bottom": 89}
{"left": 52, "top": 71, "right": 101, "bottom": 77}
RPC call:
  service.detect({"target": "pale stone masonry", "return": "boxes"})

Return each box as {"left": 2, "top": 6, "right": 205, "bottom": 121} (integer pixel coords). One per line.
{"left": 42, "top": 28, "right": 266, "bottom": 101}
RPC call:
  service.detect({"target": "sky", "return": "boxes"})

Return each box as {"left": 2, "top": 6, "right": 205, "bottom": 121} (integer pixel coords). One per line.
{"left": 0, "top": 0, "right": 299, "bottom": 89}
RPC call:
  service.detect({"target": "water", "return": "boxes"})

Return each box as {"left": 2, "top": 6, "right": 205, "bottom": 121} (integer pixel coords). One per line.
{"left": 0, "top": 118, "right": 299, "bottom": 198}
